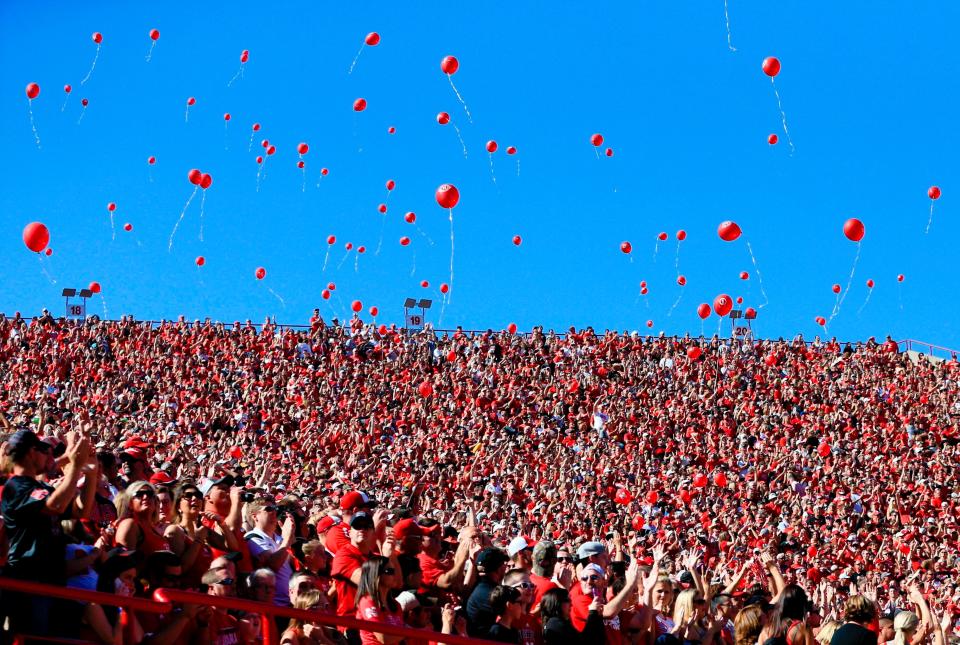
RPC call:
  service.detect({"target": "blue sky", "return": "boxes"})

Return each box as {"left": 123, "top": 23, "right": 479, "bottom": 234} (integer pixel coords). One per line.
{"left": 2, "top": 1, "right": 958, "bottom": 347}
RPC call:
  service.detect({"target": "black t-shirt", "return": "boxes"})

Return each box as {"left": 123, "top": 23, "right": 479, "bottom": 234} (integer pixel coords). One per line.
{"left": 1, "top": 475, "right": 67, "bottom": 583}
{"left": 487, "top": 622, "right": 521, "bottom": 644}
{"left": 831, "top": 623, "right": 876, "bottom": 645}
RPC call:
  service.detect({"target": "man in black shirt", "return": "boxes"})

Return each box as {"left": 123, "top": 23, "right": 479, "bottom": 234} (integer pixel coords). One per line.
{"left": 465, "top": 547, "right": 510, "bottom": 637}
{"left": 1, "top": 429, "right": 95, "bottom": 636}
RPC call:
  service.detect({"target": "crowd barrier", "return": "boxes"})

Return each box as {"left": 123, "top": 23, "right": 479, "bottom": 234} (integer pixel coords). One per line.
{"left": 0, "top": 576, "right": 503, "bottom": 645}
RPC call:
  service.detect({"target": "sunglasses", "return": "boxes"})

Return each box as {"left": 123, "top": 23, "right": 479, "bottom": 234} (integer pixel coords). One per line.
{"left": 214, "top": 577, "right": 235, "bottom": 586}
{"left": 180, "top": 491, "right": 202, "bottom": 500}
{"left": 262, "top": 505, "right": 278, "bottom": 513}
{"left": 558, "top": 557, "right": 575, "bottom": 563}
{"left": 580, "top": 575, "right": 601, "bottom": 582}
{"left": 134, "top": 489, "right": 157, "bottom": 499}
{"left": 512, "top": 582, "right": 535, "bottom": 590}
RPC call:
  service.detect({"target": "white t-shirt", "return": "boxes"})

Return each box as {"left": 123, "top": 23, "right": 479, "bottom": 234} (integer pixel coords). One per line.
{"left": 244, "top": 528, "right": 292, "bottom": 606}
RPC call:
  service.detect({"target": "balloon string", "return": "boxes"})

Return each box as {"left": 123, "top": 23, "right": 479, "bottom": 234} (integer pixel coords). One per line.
{"left": 267, "top": 287, "right": 286, "bottom": 309}
{"left": 447, "top": 75, "right": 472, "bottom": 123}
{"left": 488, "top": 154, "right": 498, "bottom": 186}
{"left": 146, "top": 41, "right": 156, "bottom": 63}
{"left": 148, "top": 168, "right": 154, "bottom": 184}
{"left": 80, "top": 44, "right": 100, "bottom": 86}
{"left": 27, "top": 100, "right": 41, "bottom": 149}
{"left": 653, "top": 241, "right": 659, "bottom": 263}
{"left": 224, "top": 122, "right": 229, "bottom": 151}
{"left": 321, "top": 248, "right": 331, "bottom": 273}
{"left": 256, "top": 160, "right": 266, "bottom": 192}
{"left": 354, "top": 254, "right": 359, "bottom": 273}
{"left": 857, "top": 287, "right": 874, "bottom": 316}
{"left": 439, "top": 292, "right": 447, "bottom": 327}
{"left": 898, "top": 283, "right": 903, "bottom": 312}
{"left": 248, "top": 131, "right": 255, "bottom": 153}
{"left": 301, "top": 168, "right": 306, "bottom": 193}
{"left": 829, "top": 292, "right": 841, "bottom": 320}
{"left": 77, "top": 105, "right": 87, "bottom": 126}
{"left": 925, "top": 202, "right": 934, "bottom": 234}
{"left": 198, "top": 191, "right": 206, "bottom": 242}
{"left": 100, "top": 294, "right": 109, "bottom": 320}
{"left": 674, "top": 240, "right": 681, "bottom": 277}
{"left": 829, "top": 242, "right": 860, "bottom": 324}
{"left": 410, "top": 251, "right": 416, "bottom": 277}
{"left": 667, "top": 290, "right": 684, "bottom": 317}
{"left": 448, "top": 209, "right": 455, "bottom": 303}
{"left": 724, "top": 0, "right": 737, "bottom": 52}
{"left": 336, "top": 250, "right": 350, "bottom": 270}
{"left": 227, "top": 63, "right": 245, "bottom": 88}
{"left": 168, "top": 186, "right": 198, "bottom": 252}
{"left": 184, "top": 104, "right": 190, "bottom": 123}
{"left": 61, "top": 93, "right": 71, "bottom": 113}
{"left": 348, "top": 43, "right": 365, "bottom": 75}
{"left": 37, "top": 255, "right": 56, "bottom": 285}
{"left": 594, "top": 147, "right": 600, "bottom": 160}
{"left": 452, "top": 123, "right": 468, "bottom": 158}
{"left": 375, "top": 217, "right": 385, "bottom": 256}
{"left": 516, "top": 158, "right": 521, "bottom": 177}
{"left": 110, "top": 213, "right": 116, "bottom": 241}
{"left": 770, "top": 79, "right": 795, "bottom": 155}
{"left": 745, "top": 241, "right": 769, "bottom": 308}
{"left": 415, "top": 224, "right": 435, "bottom": 246}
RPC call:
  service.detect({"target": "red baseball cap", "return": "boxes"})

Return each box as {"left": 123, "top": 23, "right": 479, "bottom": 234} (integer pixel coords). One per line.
{"left": 149, "top": 471, "right": 176, "bottom": 486}
{"left": 393, "top": 518, "right": 425, "bottom": 541}
{"left": 340, "top": 490, "right": 376, "bottom": 510}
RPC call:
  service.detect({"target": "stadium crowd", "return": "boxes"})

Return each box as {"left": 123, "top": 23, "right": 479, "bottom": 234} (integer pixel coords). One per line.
{"left": 1, "top": 311, "right": 960, "bottom": 645}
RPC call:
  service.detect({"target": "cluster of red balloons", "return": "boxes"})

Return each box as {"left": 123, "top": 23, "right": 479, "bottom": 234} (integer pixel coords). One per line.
{"left": 188, "top": 168, "right": 214, "bottom": 189}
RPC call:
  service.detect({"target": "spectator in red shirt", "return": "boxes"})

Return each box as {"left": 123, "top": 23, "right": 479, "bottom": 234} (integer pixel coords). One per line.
{"left": 327, "top": 491, "right": 376, "bottom": 556}
{"left": 356, "top": 556, "right": 405, "bottom": 645}
{"left": 530, "top": 541, "right": 560, "bottom": 612}
{"left": 331, "top": 512, "right": 379, "bottom": 620}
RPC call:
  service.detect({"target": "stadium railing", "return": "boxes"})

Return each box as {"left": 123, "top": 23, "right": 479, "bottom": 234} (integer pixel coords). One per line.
{"left": 0, "top": 576, "right": 503, "bottom": 645}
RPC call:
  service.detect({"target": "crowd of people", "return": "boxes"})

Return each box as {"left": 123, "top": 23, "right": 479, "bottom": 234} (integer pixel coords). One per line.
{"left": 1, "top": 311, "right": 959, "bottom": 645}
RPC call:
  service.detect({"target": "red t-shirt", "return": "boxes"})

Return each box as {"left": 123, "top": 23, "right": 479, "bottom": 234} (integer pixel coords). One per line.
{"left": 326, "top": 525, "right": 351, "bottom": 555}
{"left": 530, "top": 574, "right": 558, "bottom": 611}
{"left": 356, "top": 596, "right": 403, "bottom": 645}
{"left": 570, "top": 583, "right": 622, "bottom": 645}
{"left": 331, "top": 543, "right": 368, "bottom": 617}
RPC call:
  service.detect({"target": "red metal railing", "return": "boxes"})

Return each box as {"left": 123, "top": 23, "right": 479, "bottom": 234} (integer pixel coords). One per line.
{"left": 0, "top": 577, "right": 501, "bottom": 645}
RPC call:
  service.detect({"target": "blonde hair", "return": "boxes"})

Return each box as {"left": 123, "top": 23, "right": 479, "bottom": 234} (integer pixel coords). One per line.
{"left": 816, "top": 619, "right": 840, "bottom": 645}
{"left": 844, "top": 595, "right": 877, "bottom": 624}
{"left": 673, "top": 588, "right": 701, "bottom": 628}
{"left": 286, "top": 590, "right": 323, "bottom": 632}
{"left": 893, "top": 611, "right": 920, "bottom": 645}
{"left": 735, "top": 606, "right": 764, "bottom": 645}
{"left": 114, "top": 481, "right": 159, "bottom": 522}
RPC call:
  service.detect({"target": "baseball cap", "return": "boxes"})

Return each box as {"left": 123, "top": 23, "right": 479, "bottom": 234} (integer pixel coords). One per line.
{"left": 198, "top": 475, "right": 235, "bottom": 497}
{"left": 120, "top": 446, "right": 148, "bottom": 462}
{"left": 2, "top": 429, "right": 47, "bottom": 460}
{"left": 393, "top": 518, "right": 425, "bottom": 541}
{"left": 315, "top": 515, "right": 342, "bottom": 535}
{"left": 396, "top": 591, "right": 420, "bottom": 612}
{"left": 476, "top": 547, "right": 510, "bottom": 572}
{"left": 340, "top": 490, "right": 376, "bottom": 511}
{"left": 149, "top": 471, "right": 177, "bottom": 486}
{"left": 350, "top": 512, "right": 375, "bottom": 530}
{"left": 507, "top": 536, "right": 536, "bottom": 558}
{"left": 123, "top": 436, "right": 151, "bottom": 450}
{"left": 576, "top": 541, "right": 607, "bottom": 561}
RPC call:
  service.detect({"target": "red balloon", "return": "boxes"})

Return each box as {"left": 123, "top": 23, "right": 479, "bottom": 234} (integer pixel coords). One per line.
{"left": 256, "top": 156, "right": 263, "bottom": 164}
{"left": 765, "top": 354, "right": 778, "bottom": 367}
{"left": 404, "top": 212, "right": 416, "bottom": 224}
{"left": 25, "top": 83, "right": 40, "bottom": 99}
{"left": 446, "top": 351, "right": 456, "bottom": 361}
{"left": 123, "top": 223, "right": 132, "bottom": 232}
{"left": 240, "top": 49, "right": 249, "bottom": 63}
{"left": 327, "top": 282, "right": 336, "bottom": 291}
{"left": 713, "top": 294, "right": 732, "bottom": 317}
{"left": 866, "top": 279, "right": 874, "bottom": 288}
{"left": 697, "top": 303, "right": 711, "bottom": 320}
{"left": 327, "top": 235, "right": 336, "bottom": 245}
{"left": 200, "top": 174, "right": 213, "bottom": 190}
{"left": 506, "top": 146, "right": 517, "bottom": 155}
{"left": 486, "top": 140, "right": 498, "bottom": 153}
{"left": 614, "top": 489, "right": 632, "bottom": 505}
{"left": 255, "top": 267, "right": 266, "bottom": 280}
{"left": 418, "top": 382, "right": 434, "bottom": 397}
{"left": 435, "top": 184, "right": 460, "bottom": 209}
{"left": 369, "top": 306, "right": 379, "bottom": 316}
{"left": 437, "top": 112, "right": 450, "bottom": 125}
{"left": 148, "top": 156, "right": 156, "bottom": 165}
{"left": 92, "top": 32, "right": 103, "bottom": 44}
{"left": 640, "top": 281, "right": 647, "bottom": 288}
{"left": 187, "top": 97, "right": 196, "bottom": 106}
{"left": 718, "top": 220, "right": 741, "bottom": 242}
{"left": 646, "top": 320, "right": 654, "bottom": 328}
{"left": 365, "top": 32, "right": 380, "bottom": 46}
{"left": 252, "top": 123, "right": 261, "bottom": 131}
{"left": 298, "top": 143, "right": 309, "bottom": 155}
{"left": 45, "top": 248, "right": 52, "bottom": 256}
{"left": 353, "top": 98, "right": 367, "bottom": 112}
{"left": 817, "top": 443, "right": 831, "bottom": 458}
{"left": 351, "top": 300, "right": 362, "bottom": 313}
{"left": 676, "top": 230, "right": 687, "bottom": 241}
{"left": 646, "top": 490, "right": 659, "bottom": 505}
{"left": 89, "top": 281, "right": 101, "bottom": 294}
{"left": 261, "top": 139, "right": 269, "bottom": 148}
{"left": 768, "top": 133, "right": 778, "bottom": 145}
{"left": 440, "top": 56, "right": 459, "bottom": 75}
{"left": 188, "top": 169, "right": 202, "bottom": 185}
{"left": 693, "top": 473, "right": 708, "bottom": 488}
{"left": 929, "top": 186, "right": 941, "bottom": 200}
{"left": 440, "top": 283, "right": 449, "bottom": 294}
{"left": 507, "top": 323, "right": 517, "bottom": 334}
{"left": 816, "top": 316, "right": 826, "bottom": 326}
{"left": 400, "top": 236, "right": 410, "bottom": 246}
{"left": 605, "top": 148, "right": 614, "bottom": 157}
{"left": 345, "top": 242, "right": 353, "bottom": 250}
{"left": 107, "top": 202, "right": 116, "bottom": 212}
{"left": 744, "top": 307, "right": 757, "bottom": 319}
{"left": 266, "top": 145, "right": 276, "bottom": 156}
{"left": 714, "top": 472, "right": 728, "bottom": 487}
{"left": 677, "top": 275, "right": 686, "bottom": 286}
{"left": 897, "top": 274, "right": 905, "bottom": 282}
{"left": 357, "top": 246, "right": 366, "bottom": 254}
{"left": 843, "top": 218, "right": 865, "bottom": 242}
{"left": 386, "top": 179, "right": 395, "bottom": 191}
{"left": 388, "top": 126, "right": 396, "bottom": 134}
{"left": 149, "top": 29, "right": 160, "bottom": 41}
{"left": 736, "top": 297, "right": 744, "bottom": 304}
{"left": 687, "top": 347, "right": 702, "bottom": 360}
{"left": 679, "top": 489, "right": 692, "bottom": 505}
{"left": 321, "top": 289, "right": 330, "bottom": 300}
{"left": 590, "top": 133, "right": 603, "bottom": 147}
{"left": 321, "top": 168, "right": 329, "bottom": 176}
{"left": 81, "top": 98, "right": 88, "bottom": 107}
{"left": 64, "top": 84, "right": 72, "bottom": 94}
{"left": 297, "top": 161, "right": 305, "bottom": 169}
{"left": 640, "top": 287, "right": 648, "bottom": 295}
{"left": 195, "top": 256, "right": 205, "bottom": 266}
{"left": 740, "top": 271, "right": 749, "bottom": 280}
{"left": 657, "top": 232, "right": 668, "bottom": 241}
{"left": 378, "top": 204, "right": 387, "bottom": 214}
{"left": 832, "top": 284, "right": 841, "bottom": 294}
{"left": 513, "top": 235, "right": 522, "bottom": 246}
{"left": 421, "top": 280, "right": 429, "bottom": 288}
{"left": 762, "top": 56, "right": 781, "bottom": 77}
{"left": 22, "top": 222, "right": 50, "bottom": 253}
{"left": 620, "top": 241, "right": 632, "bottom": 254}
